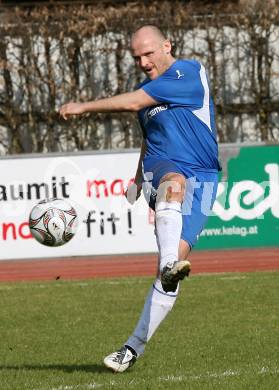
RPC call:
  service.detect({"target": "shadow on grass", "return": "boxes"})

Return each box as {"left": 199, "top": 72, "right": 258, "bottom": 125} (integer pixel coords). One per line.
{"left": 0, "top": 363, "right": 110, "bottom": 374}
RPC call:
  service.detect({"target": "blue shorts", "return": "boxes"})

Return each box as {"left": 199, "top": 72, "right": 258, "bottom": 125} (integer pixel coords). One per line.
{"left": 143, "top": 155, "right": 219, "bottom": 248}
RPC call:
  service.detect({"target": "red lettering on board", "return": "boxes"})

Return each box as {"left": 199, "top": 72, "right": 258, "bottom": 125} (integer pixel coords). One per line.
{"left": 86, "top": 178, "right": 134, "bottom": 198}
{"left": 18, "top": 222, "right": 33, "bottom": 239}
{"left": 86, "top": 180, "right": 109, "bottom": 198}
{"left": 110, "top": 179, "right": 125, "bottom": 196}
{"left": 1, "top": 221, "right": 34, "bottom": 240}
{"left": 3, "top": 223, "right": 16, "bottom": 240}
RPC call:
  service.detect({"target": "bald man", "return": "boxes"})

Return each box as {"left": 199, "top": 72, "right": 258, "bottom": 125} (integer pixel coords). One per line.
{"left": 59, "top": 25, "right": 221, "bottom": 372}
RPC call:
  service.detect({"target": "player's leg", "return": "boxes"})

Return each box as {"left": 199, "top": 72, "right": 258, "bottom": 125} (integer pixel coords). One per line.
{"left": 155, "top": 172, "right": 191, "bottom": 292}
{"left": 155, "top": 172, "right": 185, "bottom": 271}
{"left": 123, "top": 263, "right": 178, "bottom": 357}
{"left": 103, "top": 243, "right": 191, "bottom": 372}
{"left": 123, "top": 237, "right": 191, "bottom": 352}
{"left": 103, "top": 275, "right": 177, "bottom": 372}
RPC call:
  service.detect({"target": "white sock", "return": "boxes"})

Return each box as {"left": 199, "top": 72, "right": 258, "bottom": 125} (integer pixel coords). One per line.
{"left": 155, "top": 201, "right": 182, "bottom": 272}
{"left": 125, "top": 278, "right": 178, "bottom": 356}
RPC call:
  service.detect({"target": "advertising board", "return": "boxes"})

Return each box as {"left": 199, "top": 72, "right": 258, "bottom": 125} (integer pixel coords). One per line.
{"left": 0, "top": 144, "right": 278, "bottom": 260}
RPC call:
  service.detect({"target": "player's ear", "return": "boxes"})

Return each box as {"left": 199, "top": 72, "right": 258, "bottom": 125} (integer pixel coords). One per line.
{"left": 163, "top": 39, "right": 172, "bottom": 55}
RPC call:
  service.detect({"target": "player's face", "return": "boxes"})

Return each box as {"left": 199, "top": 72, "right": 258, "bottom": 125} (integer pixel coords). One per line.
{"left": 131, "top": 36, "right": 172, "bottom": 80}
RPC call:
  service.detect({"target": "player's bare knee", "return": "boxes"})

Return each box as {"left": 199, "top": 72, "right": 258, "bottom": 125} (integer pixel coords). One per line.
{"left": 157, "top": 173, "right": 185, "bottom": 203}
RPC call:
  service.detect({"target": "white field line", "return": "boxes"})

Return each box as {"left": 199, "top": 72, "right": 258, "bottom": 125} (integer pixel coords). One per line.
{"left": 34, "top": 383, "right": 105, "bottom": 390}
{"left": 0, "top": 279, "right": 149, "bottom": 291}
{"left": 51, "top": 385, "right": 103, "bottom": 390}
{"left": 0, "top": 274, "right": 247, "bottom": 292}
{"left": 159, "top": 370, "right": 239, "bottom": 382}
{"left": 159, "top": 367, "right": 279, "bottom": 382}
{"left": 219, "top": 275, "right": 247, "bottom": 280}
{"left": 0, "top": 273, "right": 247, "bottom": 291}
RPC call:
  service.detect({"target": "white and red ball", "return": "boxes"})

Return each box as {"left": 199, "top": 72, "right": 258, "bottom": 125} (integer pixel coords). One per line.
{"left": 29, "top": 198, "right": 78, "bottom": 247}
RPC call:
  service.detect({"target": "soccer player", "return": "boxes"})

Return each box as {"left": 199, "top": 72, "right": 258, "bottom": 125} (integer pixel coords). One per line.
{"left": 59, "top": 25, "right": 221, "bottom": 373}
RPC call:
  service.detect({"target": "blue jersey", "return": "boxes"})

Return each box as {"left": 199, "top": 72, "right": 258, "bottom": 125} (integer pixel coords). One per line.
{"left": 138, "top": 59, "right": 221, "bottom": 172}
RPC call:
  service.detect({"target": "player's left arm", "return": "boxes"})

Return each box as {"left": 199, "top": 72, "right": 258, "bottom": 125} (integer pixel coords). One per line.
{"left": 59, "top": 89, "right": 157, "bottom": 120}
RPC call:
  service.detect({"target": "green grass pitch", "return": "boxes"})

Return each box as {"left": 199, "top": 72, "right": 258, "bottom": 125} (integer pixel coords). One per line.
{"left": 0, "top": 271, "right": 278, "bottom": 390}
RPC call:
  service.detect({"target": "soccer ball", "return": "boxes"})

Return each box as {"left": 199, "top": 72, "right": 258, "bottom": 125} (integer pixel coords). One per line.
{"left": 29, "top": 198, "right": 78, "bottom": 247}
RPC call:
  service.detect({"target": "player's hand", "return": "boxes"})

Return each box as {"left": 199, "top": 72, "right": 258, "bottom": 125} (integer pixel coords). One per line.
{"left": 59, "top": 102, "right": 86, "bottom": 120}
{"left": 125, "top": 182, "right": 142, "bottom": 205}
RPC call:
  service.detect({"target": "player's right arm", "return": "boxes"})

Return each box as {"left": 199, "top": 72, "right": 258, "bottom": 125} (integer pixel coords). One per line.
{"left": 134, "top": 138, "right": 146, "bottom": 188}
{"left": 125, "top": 139, "right": 146, "bottom": 204}
{"left": 59, "top": 89, "right": 157, "bottom": 119}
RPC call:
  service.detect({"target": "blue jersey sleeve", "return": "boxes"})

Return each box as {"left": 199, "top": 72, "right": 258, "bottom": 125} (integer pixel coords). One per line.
{"left": 141, "top": 60, "right": 204, "bottom": 110}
